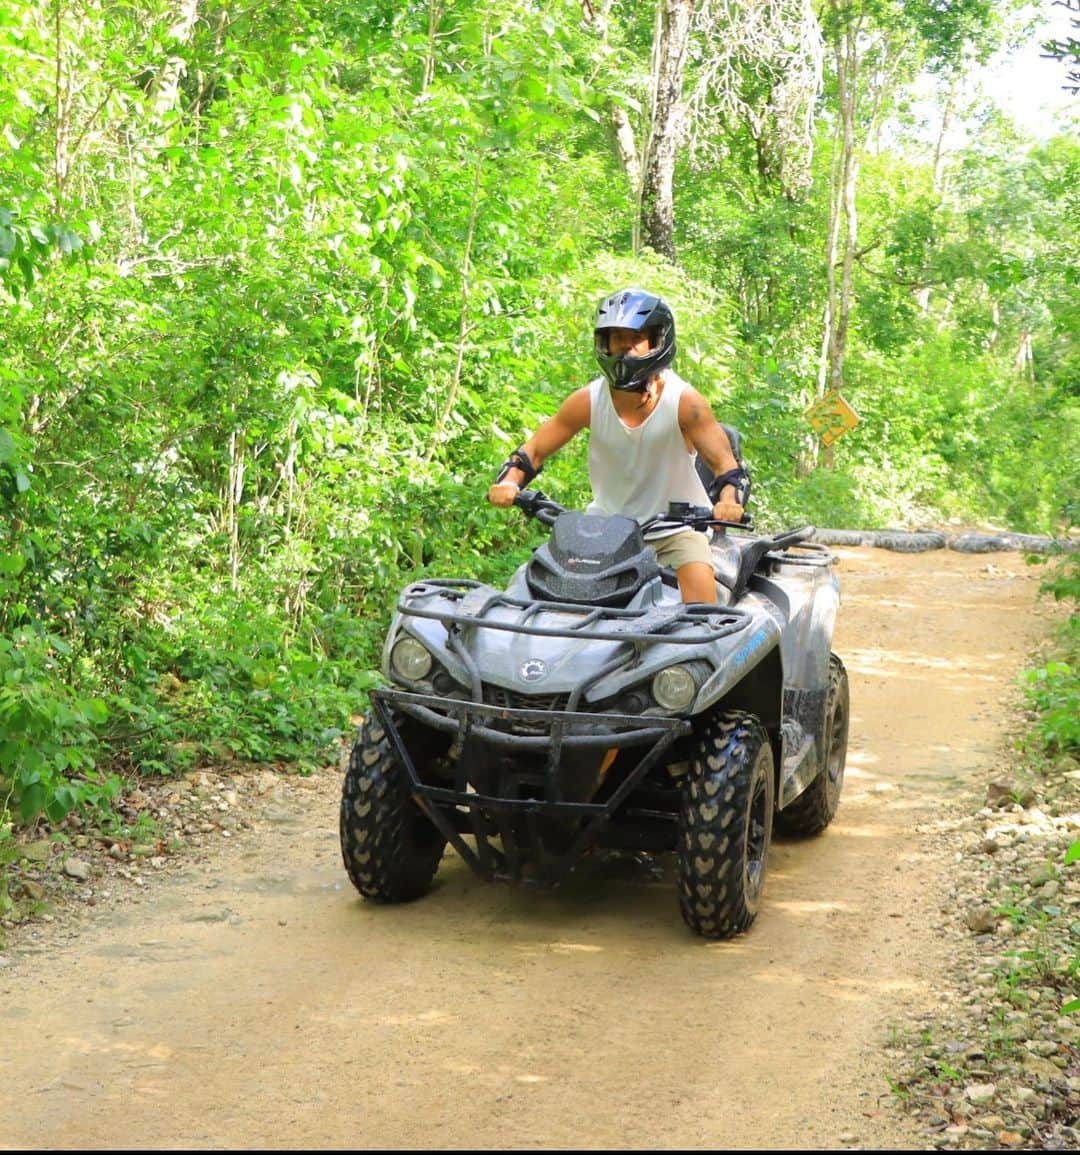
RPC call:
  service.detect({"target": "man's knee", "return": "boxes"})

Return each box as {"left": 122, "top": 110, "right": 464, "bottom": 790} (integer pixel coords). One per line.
{"left": 676, "top": 561, "right": 717, "bottom": 604}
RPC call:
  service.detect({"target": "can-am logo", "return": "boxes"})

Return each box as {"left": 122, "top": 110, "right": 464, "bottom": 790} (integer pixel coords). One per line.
{"left": 519, "top": 659, "right": 547, "bottom": 682}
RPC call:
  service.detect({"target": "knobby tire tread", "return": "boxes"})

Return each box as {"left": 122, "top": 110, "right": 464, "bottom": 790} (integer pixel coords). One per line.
{"left": 677, "top": 710, "right": 774, "bottom": 940}
{"left": 339, "top": 717, "right": 446, "bottom": 903}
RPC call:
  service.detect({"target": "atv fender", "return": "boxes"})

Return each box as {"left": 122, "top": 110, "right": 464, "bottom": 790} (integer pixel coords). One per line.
{"left": 696, "top": 617, "right": 783, "bottom": 734}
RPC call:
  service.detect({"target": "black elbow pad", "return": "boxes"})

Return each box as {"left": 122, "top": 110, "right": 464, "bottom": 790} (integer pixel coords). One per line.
{"left": 495, "top": 447, "right": 542, "bottom": 486}
{"left": 707, "top": 466, "right": 751, "bottom": 507}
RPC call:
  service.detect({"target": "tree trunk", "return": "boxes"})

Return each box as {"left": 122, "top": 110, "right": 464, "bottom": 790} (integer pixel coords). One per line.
{"left": 53, "top": 0, "right": 70, "bottom": 214}
{"left": 611, "top": 105, "right": 642, "bottom": 251}
{"left": 640, "top": 0, "right": 693, "bottom": 261}
{"left": 427, "top": 162, "right": 482, "bottom": 460}
{"left": 422, "top": 0, "right": 443, "bottom": 91}
{"left": 150, "top": 0, "right": 201, "bottom": 119}
{"left": 816, "top": 108, "right": 844, "bottom": 401}
{"left": 611, "top": 105, "right": 641, "bottom": 199}
{"left": 227, "top": 430, "right": 246, "bottom": 592}
{"left": 827, "top": 21, "right": 859, "bottom": 400}
{"left": 807, "top": 10, "right": 863, "bottom": 473}
{"left": 917, "top": 77, "right": 955, "bottom": 313}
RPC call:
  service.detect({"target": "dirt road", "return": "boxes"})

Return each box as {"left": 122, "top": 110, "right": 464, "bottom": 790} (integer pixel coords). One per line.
{"left": 0, "top": 548, "right": 1050, "bottom": 1150}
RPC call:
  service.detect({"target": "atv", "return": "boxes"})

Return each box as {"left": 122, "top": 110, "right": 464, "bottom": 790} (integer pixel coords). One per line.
{"left": 340, "top": 452, "right": 848, "bottom": 939}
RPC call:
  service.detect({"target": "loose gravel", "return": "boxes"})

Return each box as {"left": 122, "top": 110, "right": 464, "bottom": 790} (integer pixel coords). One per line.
{"left": 882, "top": 754, "right": 1080, "bottom": 1150}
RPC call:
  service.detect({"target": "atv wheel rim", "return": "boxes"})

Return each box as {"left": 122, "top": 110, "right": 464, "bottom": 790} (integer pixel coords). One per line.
{"left": 745, "top": 760, "right": 770, "bottom": 898}
{"left": 825, "top": 687, "right": 849, "bottom": 805}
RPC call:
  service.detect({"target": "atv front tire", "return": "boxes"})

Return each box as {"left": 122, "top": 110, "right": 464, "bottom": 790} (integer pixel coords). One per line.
{"left": 677, "top": 711, "right": 774, "bottom": 939}
{"left": 340, "top": 716, "right": 447, "bottom": 903}
{"left": 775, "top": 653, "right": 849, "bottom": 837}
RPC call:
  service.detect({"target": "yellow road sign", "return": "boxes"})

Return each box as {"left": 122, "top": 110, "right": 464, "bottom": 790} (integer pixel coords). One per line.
{"left": 805, "top": 389, "right": 861, "bottom": 446}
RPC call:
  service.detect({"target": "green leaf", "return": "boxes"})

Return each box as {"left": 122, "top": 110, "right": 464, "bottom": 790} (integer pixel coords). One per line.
{"left": 56, "top": 226, "right": 83, "bottom": 255}
{"left": 19, "top": 781, "right": 45, "bottom": 821}
{"left": 79, "top": 698, "right": 109, "bottom": 725}
{"left": 459, "top": 18, "right": 485, "bottom": 47}
{"left": 1065, "top": 838, "right": 1080, "bottom": 867}
{"left": 17, "top": 766, "right": 41, "bottom": 788}
{"left": 1063, "top": 997, "right": 1080, "bottom": 1014}
{"left": 46, "top": 785, "right": 77, "bottom": 824}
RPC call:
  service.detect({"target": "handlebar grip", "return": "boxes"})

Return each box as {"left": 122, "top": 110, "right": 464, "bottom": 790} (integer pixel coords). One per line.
{"left": 513, "top": 488, "right": 564, "bottom": 525}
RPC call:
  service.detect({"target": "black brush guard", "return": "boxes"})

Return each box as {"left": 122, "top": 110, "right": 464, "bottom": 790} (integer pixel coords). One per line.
{"left": 371, "top": 687, "right": 691, "bottom": 887}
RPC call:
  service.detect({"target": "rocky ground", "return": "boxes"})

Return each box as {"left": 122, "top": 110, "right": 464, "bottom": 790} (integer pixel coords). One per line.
{"left": 882, "top": 744, "right": 1080, "bottom": 1150}
{"left": 0, "top": 763, "right": 326, "bottom": 946}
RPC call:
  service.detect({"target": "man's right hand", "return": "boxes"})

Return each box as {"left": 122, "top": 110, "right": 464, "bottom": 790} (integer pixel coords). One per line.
{"left": 488, "top": 482, "right": 520, "bottom": 507}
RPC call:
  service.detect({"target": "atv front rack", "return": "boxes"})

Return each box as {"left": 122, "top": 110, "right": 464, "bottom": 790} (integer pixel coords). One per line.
{"left": 371, "top": 687, "right": 691, "bottom": 888}
{"left": 397, "top": 579, "right": 753, "bottom": 707}
{"left": 397, "top": 579, "right": 752, "bottom": 644}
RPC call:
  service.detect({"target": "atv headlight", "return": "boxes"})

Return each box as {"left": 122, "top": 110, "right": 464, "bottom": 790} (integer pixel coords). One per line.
{"left": 651, "top": 665, "right": 698, "bottom": 711}
{"left": 390, "top": 636, "right": 433, "bottom": 681}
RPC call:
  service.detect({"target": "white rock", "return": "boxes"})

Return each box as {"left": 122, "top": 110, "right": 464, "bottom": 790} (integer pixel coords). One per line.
{"left": 964, "top": 1083, "right": 996, "bottom": 1104}
{"left": 62, "top": 858, "right": 91, "bottom": 881}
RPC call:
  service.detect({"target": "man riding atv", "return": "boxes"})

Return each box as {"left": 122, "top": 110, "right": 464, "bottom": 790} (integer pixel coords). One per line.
{"left": 487, "top": 287, "right": 750, "bottom": 605}
{"left": 339, "top": 286, "right": 848, "bottom": 940}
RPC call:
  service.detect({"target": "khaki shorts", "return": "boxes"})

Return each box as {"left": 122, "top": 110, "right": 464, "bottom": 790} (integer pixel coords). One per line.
{"left": 649, "top": 529, "right": 713, "bottom": 570}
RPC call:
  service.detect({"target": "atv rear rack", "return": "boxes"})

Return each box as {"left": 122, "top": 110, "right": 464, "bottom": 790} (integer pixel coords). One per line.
{"left": 372, "top": 687, "right": 691, "bottom": 887}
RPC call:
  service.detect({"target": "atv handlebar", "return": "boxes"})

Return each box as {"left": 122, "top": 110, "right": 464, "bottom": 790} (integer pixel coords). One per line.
{"left": 514, "top": 488, "right": 564, "bottom": 527}
{"left": 647, "top": 501, "right": 753, "bottom": 534}
{"left": 513, "top": 490, "right": 753, "bottom": 533}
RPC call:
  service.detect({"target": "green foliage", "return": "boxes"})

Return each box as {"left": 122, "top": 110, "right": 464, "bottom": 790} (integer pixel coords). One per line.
{"left": 1023, "top": 552, "right": 1080, "bottom": 754}
{"left": 1024, "top": 656, "right": 1080, "bottom": 753}
{"left": 0, "top": 629, "right": 120, "bottom": 825}
{"left": 0, "top": 207, "right": 89, "bottom": 298}
{"left": 0, "top": 0, "right": 1075, "bottom": 876}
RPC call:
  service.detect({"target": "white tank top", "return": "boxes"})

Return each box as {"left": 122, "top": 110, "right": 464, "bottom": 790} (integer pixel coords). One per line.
{"left": 586, "top": 370, "right": 711, "bottom": 540}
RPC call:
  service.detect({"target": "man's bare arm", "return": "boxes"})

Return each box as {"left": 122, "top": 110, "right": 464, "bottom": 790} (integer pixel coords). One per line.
{"left": 488, "top": 388, "right": 591, "bottom": 506}
{"left": 678, "top": 387, "right": 744, "bottom": 520}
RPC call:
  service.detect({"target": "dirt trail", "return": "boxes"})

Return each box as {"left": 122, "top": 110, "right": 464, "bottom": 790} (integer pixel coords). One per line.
{"left": 0, "top": 548, "right": 1050, "bottom": 1150}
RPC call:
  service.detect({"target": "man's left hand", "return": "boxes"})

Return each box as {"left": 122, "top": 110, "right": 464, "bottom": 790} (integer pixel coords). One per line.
{"left": 712, "top": 500, "right": 744, "bottom": 523}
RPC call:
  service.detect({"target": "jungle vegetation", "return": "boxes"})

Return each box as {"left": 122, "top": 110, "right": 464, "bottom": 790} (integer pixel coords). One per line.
{"left": 1, "top": 0, "right": 1077, "bottom": 852}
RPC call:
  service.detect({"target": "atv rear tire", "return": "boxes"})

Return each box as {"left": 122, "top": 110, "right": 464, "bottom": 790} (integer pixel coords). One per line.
{"left": 677, "top": 711, "right": 774, "bottom": 939}
{"left": 340, "top": 717, "right": 447, "bottom": 903}
{"left": 775, "top": 653, "right": 849, "bottom": 836}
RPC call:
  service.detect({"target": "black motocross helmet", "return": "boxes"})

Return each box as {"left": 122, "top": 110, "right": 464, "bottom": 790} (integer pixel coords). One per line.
{"left": 594, "top": 287, "right": 676, "bottom": 392}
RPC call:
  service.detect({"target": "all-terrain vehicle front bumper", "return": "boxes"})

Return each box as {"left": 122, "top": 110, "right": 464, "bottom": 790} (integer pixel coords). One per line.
{"left": 370, "top": 687, "right": 691, "bottom": 886}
